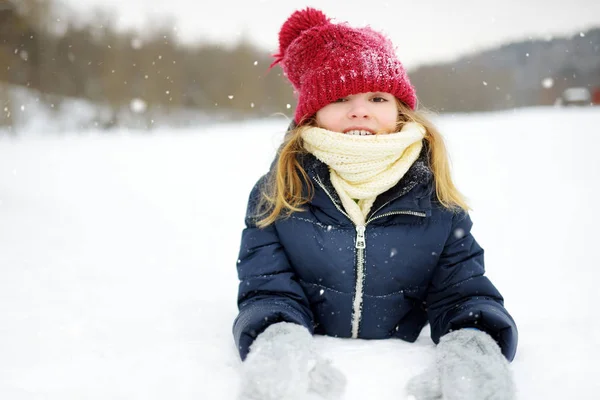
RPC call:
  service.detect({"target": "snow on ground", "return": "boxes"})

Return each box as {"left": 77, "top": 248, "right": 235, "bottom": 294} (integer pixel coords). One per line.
{"left": 1, "top": 107, "right": 599, "bottom": 399}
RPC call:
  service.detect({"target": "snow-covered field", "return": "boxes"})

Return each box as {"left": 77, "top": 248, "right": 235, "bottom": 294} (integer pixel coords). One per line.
{"left": 1, "top": 107, "right": 599, "bottom": 399}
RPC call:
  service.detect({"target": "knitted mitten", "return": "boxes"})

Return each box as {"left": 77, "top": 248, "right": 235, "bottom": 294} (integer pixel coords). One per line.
{"left": 238, "top": 322, "right": 346, "bottom": 400}
{"left": 406, "top": 329, "right": 516, "bottom": 400}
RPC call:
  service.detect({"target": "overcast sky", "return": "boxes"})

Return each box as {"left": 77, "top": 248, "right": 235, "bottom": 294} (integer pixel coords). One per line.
{"left": 59, "top": 0, "right": 600, "bottom": 68}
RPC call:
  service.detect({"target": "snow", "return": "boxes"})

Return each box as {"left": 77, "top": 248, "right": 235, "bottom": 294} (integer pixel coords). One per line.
{"left": 1, "top": 107, "right": 600, "bottom": 399}
{"left": 129, "top": 98, "right": 148, "bottom": 114}
{"left": 542, "top": 78, "right": 554, "bottom": 88}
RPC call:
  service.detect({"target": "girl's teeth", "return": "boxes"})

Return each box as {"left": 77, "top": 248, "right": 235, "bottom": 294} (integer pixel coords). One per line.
{"left": 346, "top": 130, "right": 372, "bottom": 136}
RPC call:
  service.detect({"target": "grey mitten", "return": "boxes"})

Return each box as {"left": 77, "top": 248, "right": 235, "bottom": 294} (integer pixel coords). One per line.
{"left": 406, "top": 329, "right": 516, "bottom": 400}
{"left": 238, "top": 322, "right": 346, "bottom": 400}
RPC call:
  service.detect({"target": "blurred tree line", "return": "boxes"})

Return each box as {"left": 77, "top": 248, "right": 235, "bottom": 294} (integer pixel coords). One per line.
{"left": 1, "top": 0, "right": 599, "bottom": 132}
{"left": 0, "top": 0, "right": 295, "bottom": 130}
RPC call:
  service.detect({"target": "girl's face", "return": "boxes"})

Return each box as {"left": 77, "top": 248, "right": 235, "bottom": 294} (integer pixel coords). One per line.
{"left": 315, "top": 92, "right": 399, "bottom": 135}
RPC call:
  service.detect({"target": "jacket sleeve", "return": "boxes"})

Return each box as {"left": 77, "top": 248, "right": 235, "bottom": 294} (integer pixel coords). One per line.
{"left": 426, "top": 210, "right": 518, "bottom": 361}
{"left": 232, "top": 176, "right": 314, "bottom": 360}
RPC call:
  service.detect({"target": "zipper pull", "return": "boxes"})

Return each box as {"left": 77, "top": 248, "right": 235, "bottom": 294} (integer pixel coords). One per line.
{"left": 355, "top": 225, "right": 366, "bottom": 249}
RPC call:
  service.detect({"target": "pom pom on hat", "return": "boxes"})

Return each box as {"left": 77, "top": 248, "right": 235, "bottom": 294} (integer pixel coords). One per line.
{"left": 272, "top": 7, "right": 417, "bottom": 123}
{"left": 276, "top": 8, "right": 330, "bottom": 60}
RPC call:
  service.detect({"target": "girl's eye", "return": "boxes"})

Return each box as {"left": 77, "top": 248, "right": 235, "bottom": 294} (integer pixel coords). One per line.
{"left": 372, "top": 97, "right": 387, "bottom": 103}
{"left": 333, "top": 98, "right": 347, "bottom": 103}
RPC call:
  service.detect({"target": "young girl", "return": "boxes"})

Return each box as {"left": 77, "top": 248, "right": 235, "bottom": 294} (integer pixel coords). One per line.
{"left": 234, "top": 8, "right": 517, "bottom": 400}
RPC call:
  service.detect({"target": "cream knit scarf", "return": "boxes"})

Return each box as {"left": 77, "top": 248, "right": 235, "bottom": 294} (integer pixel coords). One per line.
{"left": 301, "top": 122, "right": 426, "bottom": 226}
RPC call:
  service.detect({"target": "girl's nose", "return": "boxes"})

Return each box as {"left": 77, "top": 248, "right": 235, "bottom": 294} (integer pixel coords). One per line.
{"left": 348, "top": 100, "right": 370, "bottom": 119}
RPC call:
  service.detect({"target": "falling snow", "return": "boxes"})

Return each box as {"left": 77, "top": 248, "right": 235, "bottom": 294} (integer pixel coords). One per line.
{"left": 131, "top": 38, "right": 143, "bottom": 49}
{"left": 130, "top": 98, "right": 147, "bottom": 114}
{"left": 542, "top": 78, "right": 554, "bottom": 89}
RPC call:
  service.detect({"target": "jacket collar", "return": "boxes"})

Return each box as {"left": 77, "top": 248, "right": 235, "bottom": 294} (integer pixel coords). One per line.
{"left": 300, "top": 143, "right": 434, "bottom": 219}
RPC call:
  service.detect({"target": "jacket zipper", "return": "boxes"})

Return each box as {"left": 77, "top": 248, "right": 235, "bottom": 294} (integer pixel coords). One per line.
{"left": 313, "top": 177, "right": 426, "bottom": 338}
{"left": 350, "top": 211, "right": 427, "bottom": 337}
{"left": 351, "top": 225, "right": 366, "bottom": 338}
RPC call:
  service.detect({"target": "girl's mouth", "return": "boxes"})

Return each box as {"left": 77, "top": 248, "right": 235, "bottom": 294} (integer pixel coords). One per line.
{"left": 344, "top": 129, "right": 374, "bottom": 136}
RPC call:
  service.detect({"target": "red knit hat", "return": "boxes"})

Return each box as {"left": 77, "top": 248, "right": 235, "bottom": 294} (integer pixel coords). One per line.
{"left": 271, "top": 8, "right": 417, "bottom": 124}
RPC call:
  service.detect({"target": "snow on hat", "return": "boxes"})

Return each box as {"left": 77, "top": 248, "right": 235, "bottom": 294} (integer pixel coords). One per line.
{"left": 271, "top": 7, "right": 417, "bottom": 124}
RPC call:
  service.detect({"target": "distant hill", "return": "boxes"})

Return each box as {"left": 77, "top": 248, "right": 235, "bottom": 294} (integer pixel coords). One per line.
{"left": 409, "top": 28, "right": 600, "bottom": 112}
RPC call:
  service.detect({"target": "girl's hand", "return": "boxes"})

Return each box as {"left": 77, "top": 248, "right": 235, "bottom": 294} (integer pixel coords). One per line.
{"left": 405, "top": 329, "right": 516, "bottom": 400}
{"left": 238, "top": 322, "right": 346, "bottom": 400}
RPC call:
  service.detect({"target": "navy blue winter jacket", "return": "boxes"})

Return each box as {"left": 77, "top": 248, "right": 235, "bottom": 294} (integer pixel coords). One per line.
{"left": 233, "top": 146, "right": 518, "bottom": 361}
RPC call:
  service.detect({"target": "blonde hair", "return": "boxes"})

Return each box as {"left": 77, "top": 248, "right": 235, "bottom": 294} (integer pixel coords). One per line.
{"left": 255, "top": 101, "right": 469, "bottom": 228}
